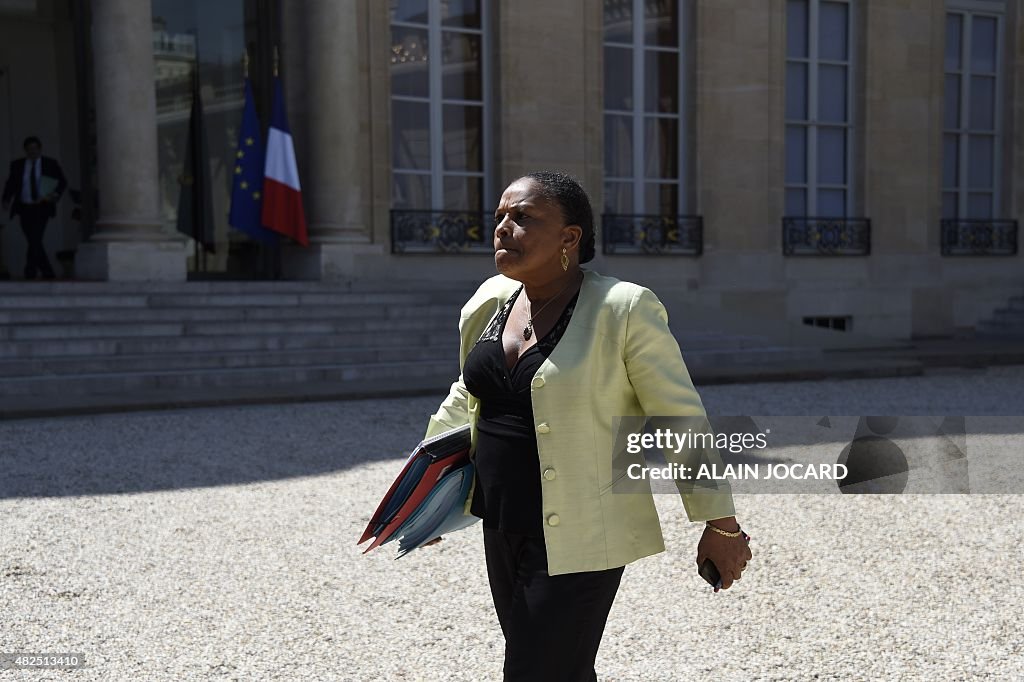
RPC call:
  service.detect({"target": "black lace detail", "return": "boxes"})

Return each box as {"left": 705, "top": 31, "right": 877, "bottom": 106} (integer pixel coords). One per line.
{"left": 475, "top": 285, "right": 578, "bottom": 348}
{"left": 537, "top": 291, "right": 578, "bottom": 350}
{"left": 477, "top": 286, "right": 522, "bottom": 344}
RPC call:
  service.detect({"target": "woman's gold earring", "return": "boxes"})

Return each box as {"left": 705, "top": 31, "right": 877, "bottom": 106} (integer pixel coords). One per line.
{"left": 561, "top": 248, "right": 569, "bottom": 272}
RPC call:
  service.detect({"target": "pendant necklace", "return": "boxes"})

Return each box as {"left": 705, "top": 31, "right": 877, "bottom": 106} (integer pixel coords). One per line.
{"left": 522, "top": 273, "right": 580, "bottom": 341}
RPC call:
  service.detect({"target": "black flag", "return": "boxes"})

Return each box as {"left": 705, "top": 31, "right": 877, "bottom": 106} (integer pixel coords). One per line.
{"left": 176, "top": 64, "right": 216, "bottom": 253}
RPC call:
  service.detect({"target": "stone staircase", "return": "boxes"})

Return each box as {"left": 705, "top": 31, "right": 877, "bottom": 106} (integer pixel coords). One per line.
{"left": 974, "top": 290, "right": 1024, "bottom": 339}
{"left": 0, "top": 281, "right": 477, "bottom": 417}
{"left": 0, "top": 280, "right": 833, "bottom": 418}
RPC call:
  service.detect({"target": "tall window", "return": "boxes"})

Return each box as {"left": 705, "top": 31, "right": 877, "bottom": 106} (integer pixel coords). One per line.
{"left": 943, "top": 1, "right": 1005, "bottom": 220}
{"left": 389, "top": 0, "right": 490, "bottom": 213}
{"left": 785, "top": 0, "right": 854, "bottom": 217}
{"left": 603, "top": 0, "right": 691, "bottom": 215}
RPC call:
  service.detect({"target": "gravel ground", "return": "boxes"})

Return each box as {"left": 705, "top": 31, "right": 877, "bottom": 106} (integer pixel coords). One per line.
{"left": 1, "top": 365, "right": 1023, "bottom": 681}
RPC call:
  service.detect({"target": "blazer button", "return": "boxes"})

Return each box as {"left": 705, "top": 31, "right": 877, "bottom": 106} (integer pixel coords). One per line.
{"left": 537, "top": 423, "right": 550, "bottom": 434}
{"left": 547, "top": 514, "right": 560, "bottom": 527}
{"left": 542, "top": 468, "right": 556, "bottom": 481}
{"left": 532, "top": 376, "right": 545, "bottom": 389}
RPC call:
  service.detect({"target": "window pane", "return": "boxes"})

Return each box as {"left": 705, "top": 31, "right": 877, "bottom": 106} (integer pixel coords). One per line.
{"left": 967, "top": 135, "right": 993, "bottom": 189}
{"left": 392, "top": 173, "right": 431, "bottom": 210}
{"left": 787, "top": 0, "right": 808, "bottom": 59}
{"left": 603, "top": 0, "right": 632, "bottom": 43}
{"left": 442, "top": 31, "right": 481, "bottom": 100}
{"left": 604, "top": 114, "right": 633, "bottom": 178}
{"left": 971, "top": 16, "right": 997, "bottom": 73}
{"left": 818, "top": 64, "right": 847, "bottom": 123}
{"left": 391, "top": 100, "right": 431, "bottom": 170}
{"left": 604, "top": 181, "right": 633, "bottom": 213}
{"left": 442, "top": 0, "right": 480, "bottom": 28}
{"left": 967, "top": 192, "right": 992, "bottom": 219}
{"left": 818, "top": 2, "right": 848, "bottom": 61}
{"left": 443, "top": 175, "right": 482, "bottom": 211}
{"left": 644, "top": 50, "right": 679, "bottom": 113}
{"left": 817, "top": 189, "right": 846, "bottom": 217}
{"left": 785, "top": 125, "right": 806, "bottom": 184}
{"left": 390, "top": 27, "right": 430, "bottom": 97}
{"left": 943, "top": 134, "right": 959, "bottom": 188}
{"left": 644, "top": 118, "right": 678, "bottom": 179}
{"left": 786, "top": 62, "right": 808, "bottom": 120}
{"left": 969, "top": 75, "right": 995, "bottom": 131}
{"left": 944, "top": 74, "right": 960, "bottom": 128}
{"left": 817, "top": 127, "right": 846, "bottom": 185}
{"left": 645, "top": 2, "right": 678, "bottom": 47}
{"left": 604, "top": 46, "right": 633, "bottom": 110}
{"left": 442, "top": 104, "right": 482, "bottom": 171}
{"left": 390, "top": 0, "right": 428, "bottom": 24}
{"left": 785, "top": 188, "right": 806, "bottom": 215}
{"left": 644, "top": 182, "right": 678, "bottom": 215}
{"left": 945, "top": 14, "right": 962, "bottom": 71}
{"left": 942, "top": 192, "right": 958, "bottom": 220}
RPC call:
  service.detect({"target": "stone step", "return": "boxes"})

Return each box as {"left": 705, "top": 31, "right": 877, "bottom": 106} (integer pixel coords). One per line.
{"left": 974, "top": 320, "right": 1024, "bottom": 339}
{"left": 0, "top": 341, "right": 809, "bottom": 378}
{"left": 676, "top": 333, "right": 785, "bottom": 351}
{"left": 2, "top": 315, "right": 460, "bottom": 341}
{"left": 0, "top": 359, "right": 462, "bottom": 397}
{"left": 0, "top": 279, "right": 483, "bottom": 294}
{"left": 144, "top": 291, "right": 469, "bottom": 308}
{"left": 0, "top": 330, "right": 455, "bottom": 359}
{"left": 0, "top": 345, "right": 455, "bottom": 378}
{"left": 683, "top": 346, "right": 822, "bottom": 367}
{"left": 0, "top": 290, "right": 469, "bottom": 309}
{"left": 990, "top": 308, "right": 1024, "bottom": 322}
{"left": 0, "top": 374, "right": 456, "bottom": 419}
{"left": 0, "top": 303, "right": 460, "bottom": 325}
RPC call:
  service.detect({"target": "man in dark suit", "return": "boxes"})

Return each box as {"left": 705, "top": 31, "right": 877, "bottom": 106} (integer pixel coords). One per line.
{"left": 2, "top": 136, "right": 67, "bottom": 279}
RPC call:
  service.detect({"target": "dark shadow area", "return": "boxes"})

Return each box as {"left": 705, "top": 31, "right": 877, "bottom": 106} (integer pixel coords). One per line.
{"left": 0, "top": 395, "right": 442, "bottom": 499}
{"left": 2, "top": 369, "right": 1023, "bottom": 499}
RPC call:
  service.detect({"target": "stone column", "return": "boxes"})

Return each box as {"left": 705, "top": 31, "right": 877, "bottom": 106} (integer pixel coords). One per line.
{"left": 280, "top": 0, "right": 381, "bottom": 281}
{"left": 77, "top": 0, "right": 187, "bottom": 280}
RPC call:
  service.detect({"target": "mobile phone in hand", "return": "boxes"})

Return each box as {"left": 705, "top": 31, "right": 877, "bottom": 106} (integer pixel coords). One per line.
{"left": 699, "top": 558, "right": 722, "bottom": 589}
{"left": 699, "top": 530, "right": 751, "bottom": 590}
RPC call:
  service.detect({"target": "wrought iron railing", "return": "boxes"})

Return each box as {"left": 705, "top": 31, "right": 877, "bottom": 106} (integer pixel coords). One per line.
{"left": 390, "top": 210, "right": 493, "bottom": 254}
{"left": 940, "top": 219, "right": 1018, "bottom": 256}
{"left": 601, "top": 214, "right": 703, "bottom": 255}
{"left": 782, "top": 217, "right": 871, "bottom": 256}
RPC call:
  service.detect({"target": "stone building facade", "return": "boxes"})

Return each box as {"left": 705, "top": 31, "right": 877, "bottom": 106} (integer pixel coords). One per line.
{"left": 0, "top": 0, "right": 1020, "bottom": 339}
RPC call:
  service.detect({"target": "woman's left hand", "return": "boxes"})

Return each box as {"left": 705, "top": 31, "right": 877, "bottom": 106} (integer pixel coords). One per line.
{"left": 695, "top": 517, "right": 752, "bottom": 592}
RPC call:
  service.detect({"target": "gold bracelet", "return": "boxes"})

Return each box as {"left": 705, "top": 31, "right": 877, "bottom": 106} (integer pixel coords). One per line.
{"left": 705, "top": 521, "right": 743, "bottom": 538}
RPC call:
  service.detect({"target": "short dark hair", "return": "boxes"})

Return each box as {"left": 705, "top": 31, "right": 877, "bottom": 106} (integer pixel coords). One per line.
{"left": 23, "top": 136, "right": 41, "bottom": 149}
{"left": 520, "top": 170, "right": 596, "bottom": 263}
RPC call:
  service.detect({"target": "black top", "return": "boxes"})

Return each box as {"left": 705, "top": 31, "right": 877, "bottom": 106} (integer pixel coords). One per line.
{"left": 462, "top": 285, "right": 580, "bottom": 537}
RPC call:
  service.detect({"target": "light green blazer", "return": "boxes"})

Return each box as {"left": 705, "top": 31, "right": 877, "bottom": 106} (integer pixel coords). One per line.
{"left": 423, "top": 267, "right": 736, "bottom": 576}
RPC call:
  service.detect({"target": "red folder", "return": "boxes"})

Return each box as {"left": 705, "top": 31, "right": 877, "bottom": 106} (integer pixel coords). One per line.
{"left": 358, "top": 425, "right": 472, "bottom": 551}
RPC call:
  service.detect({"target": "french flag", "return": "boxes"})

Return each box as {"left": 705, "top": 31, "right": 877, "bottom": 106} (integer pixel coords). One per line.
{"left": 261, "top": 76, "right": 308, "bottom": 246}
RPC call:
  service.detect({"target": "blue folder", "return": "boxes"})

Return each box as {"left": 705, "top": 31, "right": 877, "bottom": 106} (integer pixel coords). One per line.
{"left": 393, "top": 462, "right": 479, "bottom": 557}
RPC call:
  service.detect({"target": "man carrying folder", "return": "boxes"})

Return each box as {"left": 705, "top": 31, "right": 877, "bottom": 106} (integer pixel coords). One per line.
{"left": 2, "top": 135, "right": 67, "bottom": 280}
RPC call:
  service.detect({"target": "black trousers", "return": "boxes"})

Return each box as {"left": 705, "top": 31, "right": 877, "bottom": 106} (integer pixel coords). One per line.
{"left": 18, "top": 204, "right": 55, "bottom": 279}
{"left": 483, "top": 528, "right": 624, "bottom": 682}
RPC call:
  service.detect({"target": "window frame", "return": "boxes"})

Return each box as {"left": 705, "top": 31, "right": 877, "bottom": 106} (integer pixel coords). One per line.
{"left": 943, "top": 0, "right": 1007, "bottom": 220}
{"left": 784, "top": 0, "right": 857, "bottom": 218}
{"left": 602, "top": 0, "right": 692, "bottom": 215}
{"left": 389, "top": 0, "right": 492, "bottom": 213}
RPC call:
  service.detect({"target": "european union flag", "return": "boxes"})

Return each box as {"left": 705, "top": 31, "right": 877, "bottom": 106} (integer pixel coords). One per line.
{"left": 228, "top": 79, "right": 278, "bottom": 245}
